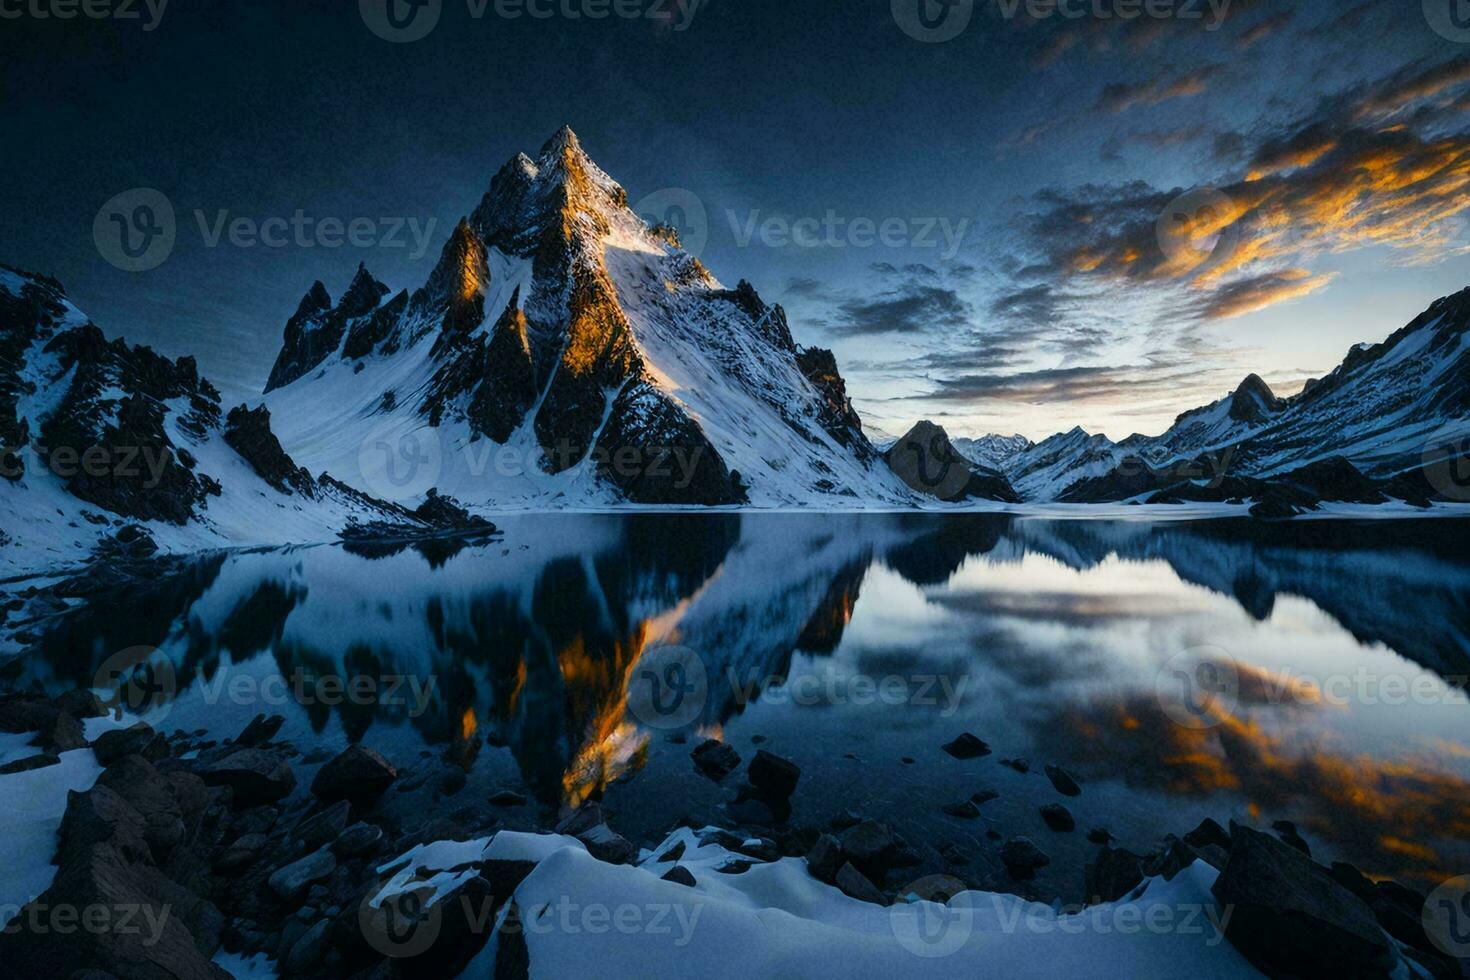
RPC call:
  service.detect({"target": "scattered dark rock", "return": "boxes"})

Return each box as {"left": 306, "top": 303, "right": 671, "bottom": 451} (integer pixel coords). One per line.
{"left": 839, "top": 820, "right": 898, "bottom": 880}
{"left": 310, "top": 745, "right": 397, "bottom": 806}
{"left": 829, "top": 810, "right": 862, "bottom": 832}
{"left": 294, "top": 800, "right": 352, "bottom": 848}
{"left": 834, "top": 863, "right": 887, "bottom": 905}
{"left": 92, "top": 721, "right": 165, "bottom": 766}
{"left": 941, "top": 799, "right": 982, "bottom": 819}
{"left": 1086, "top": 827, "right": 1113, "bottom": 845}
{"left": 941, "top": 733, "right": 991, "bottom": 759}
{"left": 938, "top": 841, "right": 970, "bottom": 865}
{"left": 577, "top": 823, "right": 636, "bottom": 866}
{"left": 1086, "top": 846, "right": 1146, "bottom": 903}
{"left": 1044, "top": 764, "right": 1082, "bottom": 797}
{"left": 747, "top": 750, "right": 801, "bottom": 800}
{"left": 333, "top": 822, "right": 384, "bottom": 858}
{"left": 235, "top": 713, "right": 285, "bottom": 748}
{"left": 268, "top": 848, "right": 337, "bottom": 903}
{"left": 691, "top": 739, "right": 741, "bottom": 781}
{"left": 1211, "top": 822, "right": 1395, "bottom": 978}
{"left": 213, "top": 833, "right": 269, "bottom": 875}
{"left": 661, "top": 866, "right": 697, "bottom": 887}
{"left": 970, "top": 789, "right": 999, "bottom": 805}
{"left": 195, "top": 748, "right": 297, "bottom": 806}
{"left": 488, "top": 789, "right": 528, "bottom": 807}
{"left": 0, "top": 752, "right": 60, "bottom": 774}
{"left": 1000, "top": 837, "right": 1050, "bottom": 878}
{"left": 555, "top": 802, "right": 607, "bottom": 838}
{"left": 1040, "top": 803, "right": 1075, "bottom": 832}
{"left": 1001, "top": 758, "right": 1030, "bottom": 774}
{"left": 806, "top": 834, "right": 844, "bottom": 884}
{"left": 658, "top": 841, "right": 686, "bottom": 863}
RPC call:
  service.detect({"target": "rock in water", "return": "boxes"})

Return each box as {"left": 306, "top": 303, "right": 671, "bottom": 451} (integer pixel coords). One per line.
{"left": 1000, "top": 837, "right": 1051, "bottom": 878}
{"left": 942, "top": 733, "right": 991, "bottom": 759}
{"left": 747, "top": 750, "right": 801, "bottom": 800}
{"left": 690, "top": 739, "right": 741, "bottom": 781}
{"left": 310, "top": 744, "right": 397, "bottom": 806}
{"left": 1044, "top": 764, "right": 1082, "bottom": 797}
{"left": 1211, "top": 822, "right": 1394, "bottom": 977}
{"left": 1040, "top": 803, "right": 1076, "bottom": 832}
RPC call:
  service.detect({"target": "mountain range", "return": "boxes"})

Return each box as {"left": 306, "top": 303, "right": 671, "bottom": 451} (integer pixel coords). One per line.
{"left": 2, "top": 127, "right": 1468, "bottom": 573}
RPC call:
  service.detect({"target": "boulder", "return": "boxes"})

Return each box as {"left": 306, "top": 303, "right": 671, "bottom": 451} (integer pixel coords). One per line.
{"left": 661, "top": 865, "right": 697, "bottom": 887}
{"left": 294, "top": 800, "right": 352, "bottom": 848}
{"left": 1044, "top": 764, "right": 1082, "bottom": 797}
{"left": 941, "top": 799, "right": 981, "bottom": 819}
{"left": 690, "top": 739, "right": 741, "bottom": 781}
{"left": 941, "top": 733, "right": 991, "bottom": 759}
{"left": 839, "top": 820, "right": 898, "bottom": 879}
{"left": 92, "top": 721, "right": 164, "bottom": 765}
{"left": 806, "top": 834, "right": 844, "bottom": 884}
{"left": 1211, "top": 822, "right": 1395, "bottom": 978}
{"left": 234, "top": 713, "right": 285, "bottom": 748}
{"left": 333, "top": 822, "right": 385, "bottom": 858}
{"left": 196, "top": 748, "right": 297, "bottom": 806}
{"left": 1000, "top": 837, "right": 1050, "bottom": 878}
{"left": 310, "top": 745, "right": 397, "bottom": 806}
{"left": 834, "top": 863, "right": 886, "bottom": 905}
{"left": 268, "top": 848, "right": 337, "bottom": 902}
{"left": 1040, "top": 803, "right": 1075, "bottom": 832}
{"left": 1085, "top": 846, "right": 1146, "bottom": 903}
{"left": 747, "top": 750, "right": 800, "bottom": 800}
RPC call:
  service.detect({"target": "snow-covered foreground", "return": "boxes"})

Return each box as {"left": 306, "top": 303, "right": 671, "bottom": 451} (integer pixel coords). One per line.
{"left": 355, "top": 829, "right": 1263, "bottom": 980}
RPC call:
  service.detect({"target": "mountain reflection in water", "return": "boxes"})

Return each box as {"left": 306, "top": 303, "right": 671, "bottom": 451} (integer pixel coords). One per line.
{"left": 4, "top": 514, "right": 1468, "bottom": 897}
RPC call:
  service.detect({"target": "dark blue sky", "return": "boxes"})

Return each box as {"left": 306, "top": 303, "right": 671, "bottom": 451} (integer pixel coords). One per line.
{"left": 4, "top": 0, "right": 1469, "bottom": 439}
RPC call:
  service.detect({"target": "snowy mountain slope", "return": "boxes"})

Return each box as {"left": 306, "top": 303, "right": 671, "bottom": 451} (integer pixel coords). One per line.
{"left": 988, "top": 287, "right": 1470, "bottom": 503}
{"left": 262, "top": 128, "right": 914, "bottom": 509}
{"left": 952, "top": 432, "right": 1033, "bottom": 471}
{"left": 0, "top": 267, "right": 467, "bottom": 577}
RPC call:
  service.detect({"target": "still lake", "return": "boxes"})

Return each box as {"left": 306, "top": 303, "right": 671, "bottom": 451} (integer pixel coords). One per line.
{"left": 6, "top": 513, "right": 1468, "bottom": 900}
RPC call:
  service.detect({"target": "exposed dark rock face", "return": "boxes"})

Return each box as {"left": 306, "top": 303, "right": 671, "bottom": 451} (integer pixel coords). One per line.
{"left": 593, "top": 381, "right": 746, "bottom": 505}
{"left": 1212, "top": 822, "right": 1397, "bottom": 978}
{"left": 39, "top": 325, "right": 223, "bottom": 524}
{"left": 264, "top": 265, "right": 389, "bottom": 392}
{"left": 796, "top": 346, "right": 869, "bottom": 453}
{"left": 0, "top": 267, "right": 74, "bottom": 482}
{"left": 1227, "top": 373, "right": 1287, "bottom": 423}
{"left": 424, "top": 287, "right": 537, "bottom": 443}
{"left": 223, "top": 404, "right": 315, "bottom": 496}
{"left": 886, "top": 421, "right": 1021, "bottom": 503}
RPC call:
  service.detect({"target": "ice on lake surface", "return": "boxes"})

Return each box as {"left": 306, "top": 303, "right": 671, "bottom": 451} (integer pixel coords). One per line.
{"left": 5, "top": 513, "right": 1467, "bottom": 898}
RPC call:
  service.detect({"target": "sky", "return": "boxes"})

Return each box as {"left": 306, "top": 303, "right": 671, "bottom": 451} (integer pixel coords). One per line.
{"left": 3, "top": 0, "right": 1470, "bottom": 442}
